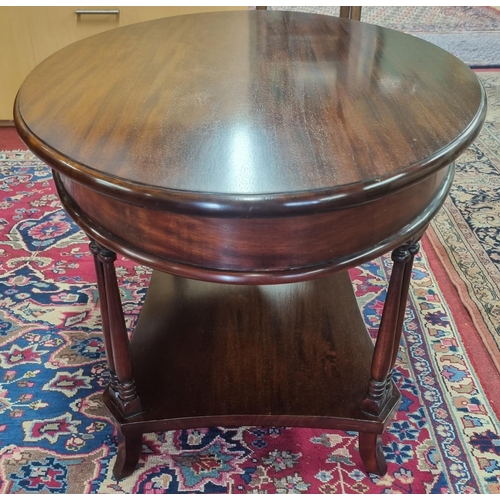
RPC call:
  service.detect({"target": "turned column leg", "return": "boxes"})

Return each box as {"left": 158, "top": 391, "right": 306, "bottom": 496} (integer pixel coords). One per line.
{"left": 90, "top": 240, "right": 119, "bottom": 398}
{"left": 362, "top": 239, "right": 416, "bottom": 416}
{"left": 389, "top": 240, "right": 420, "bottom": 375}
{"left": 92, "top": 241, "right": 142, "bottom": 418}
{"left": 359, "top": 237, "right": 421, "bottom": 476}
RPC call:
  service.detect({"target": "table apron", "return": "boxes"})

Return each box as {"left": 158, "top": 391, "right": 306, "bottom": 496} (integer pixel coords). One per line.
{"left": 53, "top": 165, "right": 452, "bottom": 284}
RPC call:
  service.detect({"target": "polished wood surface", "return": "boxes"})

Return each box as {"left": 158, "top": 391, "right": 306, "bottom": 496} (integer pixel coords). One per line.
{"left": 0, "top": 6, "right": 246, "bottom": 120}
{"left": 14, "top": 10, "right": 486, "bottom": 480}
{"left": 16, "top": 11, "right": 485, "bottom": 216}
{"left": 53, "top": 166, "right": 452, "bottom": 283}
{"left": 103, "top": 269, "right": 400, "bottom": 479}
{"left": 125, "top": 271, "right": 393, "bottom": 425}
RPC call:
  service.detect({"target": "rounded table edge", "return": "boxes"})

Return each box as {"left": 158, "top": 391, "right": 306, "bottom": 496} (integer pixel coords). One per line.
{"left": 13, "top": 85, "right": 486, "bottom": 219}
{"left": 52, "top": 164, "right": 454, "bottom": 285}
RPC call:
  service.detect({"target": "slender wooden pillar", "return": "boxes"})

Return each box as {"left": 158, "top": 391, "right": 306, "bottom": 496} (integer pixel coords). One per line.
{"left": 361, "top": 240, "right": 413, "bottom": 416}
{"left": 359, "top": 238, "right": 419, "bottom": 475}
{"left": 92, "top": 241, "right": 142, "bottom": 418}
{"left": 389, "top": 240, "right": 421, "bottom": 373}
{"left": 90, "top": 240, "right": 119, "bottom": 397}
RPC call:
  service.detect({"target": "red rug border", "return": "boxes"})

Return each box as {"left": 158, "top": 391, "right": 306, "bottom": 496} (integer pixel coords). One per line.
{"left": 0, "top": 127, "right": 25, "bottom": 150}
{"left": 422, "top": 233, "right": 500, "bottom": 415}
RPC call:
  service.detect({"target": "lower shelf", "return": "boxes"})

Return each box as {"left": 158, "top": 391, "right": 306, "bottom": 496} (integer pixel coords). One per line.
{"left": 104, "top": 270, "right": 400, "bottom": 434}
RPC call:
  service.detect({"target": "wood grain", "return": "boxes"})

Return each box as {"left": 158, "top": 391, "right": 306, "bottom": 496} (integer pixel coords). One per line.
{"left": 104, "top": 270, "right": 400, "bottom": 434}
{"left": 0, "top": 6, "right": 246, "bottom": 119}
{"left": 54, "top": 166, "right": 451, "bottom": 282}
{"left": 15, "top": 10, "right": 486, "bottom": 216}
{"left": 13, "top": 10, "right": 487, "bottom": 479}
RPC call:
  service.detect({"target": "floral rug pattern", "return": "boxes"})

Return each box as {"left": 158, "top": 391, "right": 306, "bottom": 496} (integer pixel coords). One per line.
{"left": 0, "top": 152, "right": 499, "bottom": 493}
{"left": 428, "top": 71, "right": 500, "bottom": 368}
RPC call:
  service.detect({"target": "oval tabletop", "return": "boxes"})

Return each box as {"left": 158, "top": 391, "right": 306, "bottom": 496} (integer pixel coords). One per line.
{"left": 15, "top": 10, "right": 485, "bottom": 216}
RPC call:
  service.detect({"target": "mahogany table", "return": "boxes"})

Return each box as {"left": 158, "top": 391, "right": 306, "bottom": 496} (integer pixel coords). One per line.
{"left": 14, "top": 10, "right": 486, "bottom": 480}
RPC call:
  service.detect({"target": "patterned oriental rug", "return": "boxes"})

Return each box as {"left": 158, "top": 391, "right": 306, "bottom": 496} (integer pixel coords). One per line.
{"left": 0, "top": 148, "right": 499, "bottom": 493}
{"left": 428, "top": 70, "right": 500, "bottom": 377}
{"left": 271, "top": 6, "right": 500, "bottom": 68}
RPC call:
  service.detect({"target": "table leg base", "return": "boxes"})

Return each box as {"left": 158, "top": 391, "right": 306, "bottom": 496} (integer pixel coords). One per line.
{"left": 113, "top": 430, "right": 143, "bottom": 481}
{"left": 103, "top": 270, "right": 401, "bottom": 480}
{"left": 359, "top": 432, "right": 388, "bottom": 476}
{"left": 109, "top": 423, "right": 392, "bottom": 481}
